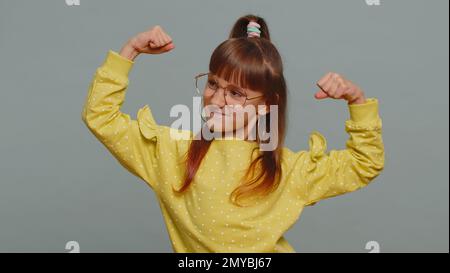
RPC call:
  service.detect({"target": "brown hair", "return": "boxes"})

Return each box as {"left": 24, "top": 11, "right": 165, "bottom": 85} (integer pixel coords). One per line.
{"left": 173, "top": 14, "right": 288, "bottom": 207}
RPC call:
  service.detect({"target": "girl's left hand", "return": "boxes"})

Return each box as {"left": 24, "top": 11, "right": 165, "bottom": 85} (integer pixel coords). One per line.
{"left": 314, "top": 72, "right": 366, "bottom": 105}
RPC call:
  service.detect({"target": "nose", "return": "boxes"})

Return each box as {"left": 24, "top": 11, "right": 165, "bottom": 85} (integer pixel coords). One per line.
{"left": 208, "top": 88, "right": 226, "bottom": 108}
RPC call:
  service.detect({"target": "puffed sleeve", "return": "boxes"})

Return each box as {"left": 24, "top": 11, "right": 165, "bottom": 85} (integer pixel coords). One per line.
{"left": 293, "top": 98, "right": 385, "bottom": 206}
{"left": 81, "top": 50, "right": 161, "bottom": 190}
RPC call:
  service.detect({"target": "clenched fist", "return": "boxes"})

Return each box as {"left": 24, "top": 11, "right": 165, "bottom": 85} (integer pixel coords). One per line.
{"left": 119, "top": 25, "right": 175, "bottom": 61}
{"left": 315, "top": 72, "right": 366, "bottom": 105}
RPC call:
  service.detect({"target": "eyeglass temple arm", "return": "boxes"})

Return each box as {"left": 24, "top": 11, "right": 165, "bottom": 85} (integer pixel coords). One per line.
{"left": 246, "top": 94, "right": 265, "bottom": 100}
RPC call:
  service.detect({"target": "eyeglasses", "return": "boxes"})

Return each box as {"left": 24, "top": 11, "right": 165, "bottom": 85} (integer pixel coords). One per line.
{"left": 194, "top": 72, "right": 264, "bottom": 106}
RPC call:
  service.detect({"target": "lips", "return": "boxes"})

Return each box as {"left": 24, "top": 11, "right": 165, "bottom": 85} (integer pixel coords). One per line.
{"left": 210, "top": 110, "right": 232, "bottom": 117}
{"left": 205, "top": 106, "right": 235, "bottom": 118}
{"left": 213, "top": 111, "right": 227, "bottom": 116}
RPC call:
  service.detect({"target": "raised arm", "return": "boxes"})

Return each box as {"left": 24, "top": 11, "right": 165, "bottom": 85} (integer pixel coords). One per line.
{"left": 81, "top": 25, "right": 175, "bottom": 190}
{"left": 293, "top": 72, "right": 385, "bottom": 206}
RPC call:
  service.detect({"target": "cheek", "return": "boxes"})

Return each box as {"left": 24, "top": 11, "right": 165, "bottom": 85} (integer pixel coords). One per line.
{"left": 231, "top": 109, "right": 254, "bottom": 127}
{"left": 203, "top": 95, "right": 209, "bottom": 106}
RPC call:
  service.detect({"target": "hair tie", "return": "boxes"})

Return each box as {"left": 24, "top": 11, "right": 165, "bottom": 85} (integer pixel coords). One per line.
{"left": 247, "top": 21, "right": 261, "bottom": 38}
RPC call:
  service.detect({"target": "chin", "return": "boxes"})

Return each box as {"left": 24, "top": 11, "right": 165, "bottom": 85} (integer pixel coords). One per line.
{"left": 206, "top": 122, "right": 229, "bottom": 133}
{"left": 205, "top": 118, "right": 238, "bottom": 133}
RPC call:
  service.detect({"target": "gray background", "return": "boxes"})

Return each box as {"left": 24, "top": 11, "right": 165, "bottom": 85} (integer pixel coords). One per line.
{"left": 0, "top": 0, "right": 448, "bottom": 253}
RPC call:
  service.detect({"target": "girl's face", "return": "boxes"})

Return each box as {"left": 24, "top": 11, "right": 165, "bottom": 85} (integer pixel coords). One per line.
{"left": 202, "top": 74, "right": 268, "bottom": 139}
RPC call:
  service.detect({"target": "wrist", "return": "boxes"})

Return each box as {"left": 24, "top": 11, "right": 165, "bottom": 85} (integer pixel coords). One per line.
{"left": 119, "top": 42, "right": 139, "bottom": 61}
{"left": 348, "top": 92, "right": 366, "bottom": 105}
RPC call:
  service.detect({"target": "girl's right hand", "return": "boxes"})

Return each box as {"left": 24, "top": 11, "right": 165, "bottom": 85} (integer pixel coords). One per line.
{"left": 120, "top": 25, "right": 175, "bottom": 60}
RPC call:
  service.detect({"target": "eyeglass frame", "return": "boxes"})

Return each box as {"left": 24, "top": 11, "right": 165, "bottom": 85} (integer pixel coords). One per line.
{"left": 194, "top": 72, "right": 265, "bottom": 106}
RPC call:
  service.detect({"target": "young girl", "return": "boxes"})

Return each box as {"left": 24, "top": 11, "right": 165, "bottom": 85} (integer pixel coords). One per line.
{"left": 82, "top": 14, "right": 385, "bottom": 253}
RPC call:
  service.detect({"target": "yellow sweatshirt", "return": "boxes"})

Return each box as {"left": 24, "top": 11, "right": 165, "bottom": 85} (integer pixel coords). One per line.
{"left": 82, "top": 50, "right": 385, "bottom": 253}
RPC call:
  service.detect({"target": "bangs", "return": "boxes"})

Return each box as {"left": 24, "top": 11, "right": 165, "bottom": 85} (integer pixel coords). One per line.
{"left": 209, "top": 39, "right": 275, "bottom": 95}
